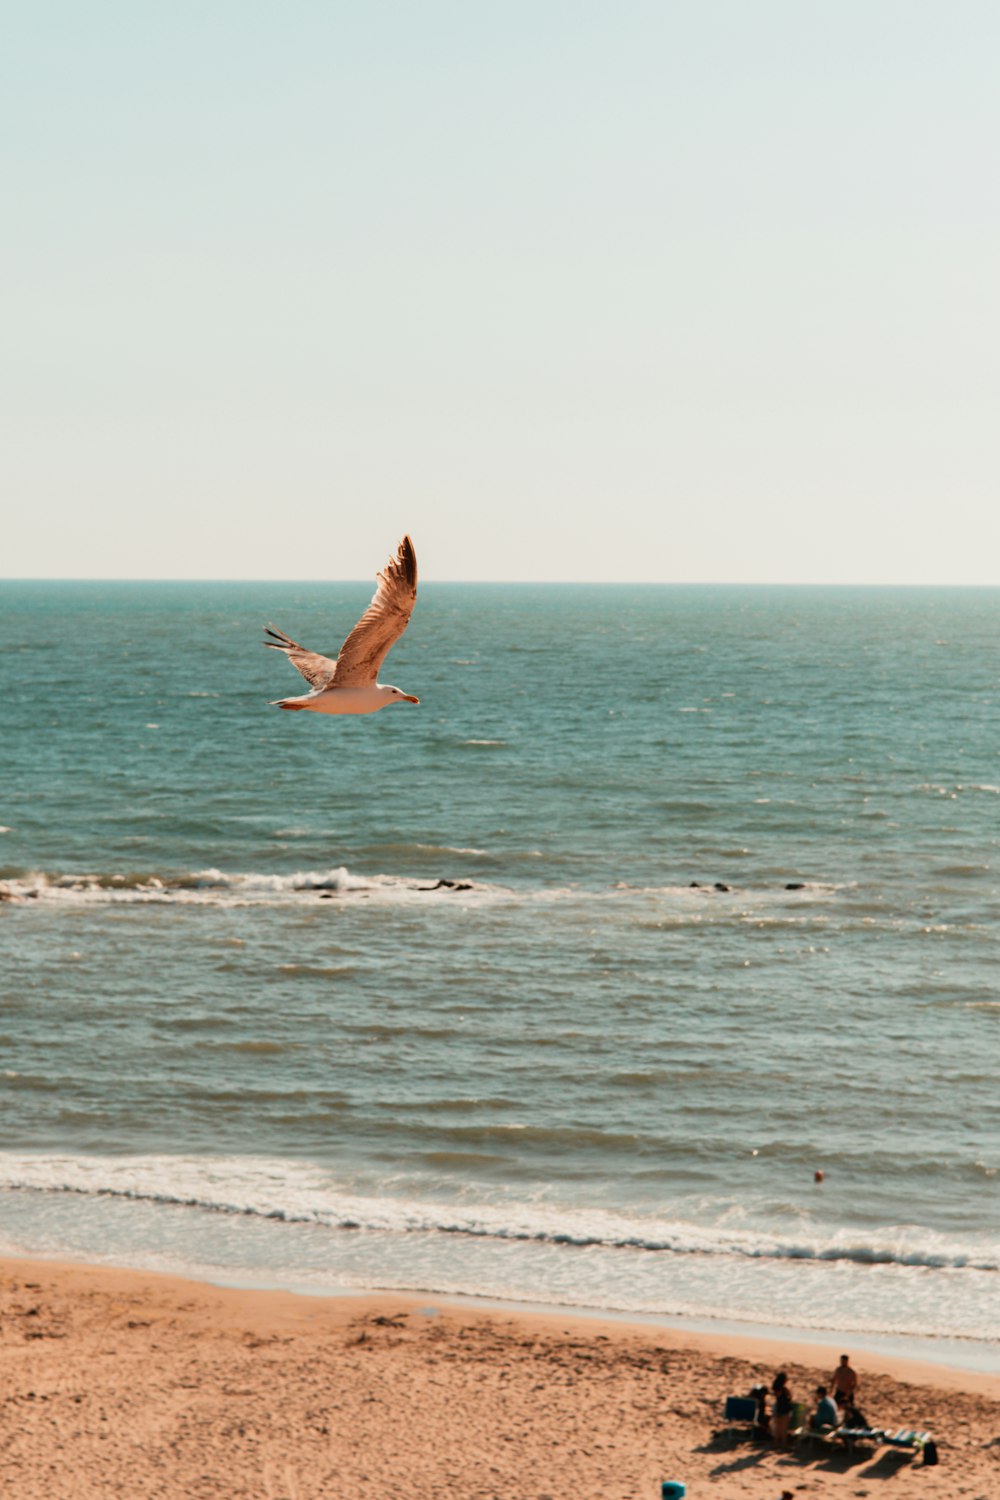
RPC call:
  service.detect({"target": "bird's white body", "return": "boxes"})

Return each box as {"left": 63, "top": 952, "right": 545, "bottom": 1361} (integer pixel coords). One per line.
{"left": 277, "top": 684, "right": 418, "bottom": 715}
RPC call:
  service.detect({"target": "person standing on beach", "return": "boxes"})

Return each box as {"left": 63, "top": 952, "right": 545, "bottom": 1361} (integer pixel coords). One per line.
{"left": 831, "top": 1353, "right": 858, "bottom": 1406}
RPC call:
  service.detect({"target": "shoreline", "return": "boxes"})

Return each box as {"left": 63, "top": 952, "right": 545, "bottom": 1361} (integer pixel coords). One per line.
{"left": 2, "top": 1253, "right": 998, "bottom": 1498}
{"left": 201, "top": 1268, "right": 1000, "bottom": 1381}
{"left": 4, "top": 1247, "right": 997, "bottom": 1382}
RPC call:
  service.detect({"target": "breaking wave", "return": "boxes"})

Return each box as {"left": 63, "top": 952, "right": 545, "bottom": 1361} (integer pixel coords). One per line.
{"left": 0, "top": 865, "right": 494, "bottom": 907}
{"left": 0, "top": 1153, "right": 994, "bottom": 1274}
{"left": 0, "top": 865, "right": 845, "bottom": 911}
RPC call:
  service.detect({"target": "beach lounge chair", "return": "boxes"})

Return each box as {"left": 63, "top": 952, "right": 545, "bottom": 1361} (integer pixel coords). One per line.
{"left": 795, "top": 1420, "right": 841, "bottom": 1453}
{"left": 836, "top": 1425, "right": 884, "bottom": 1455}
{"left": 721, "top": 1395, "right": 757, "bottom": 1443}
{"left": 882, "top": 1428, "right": 932, "bottom": 1455}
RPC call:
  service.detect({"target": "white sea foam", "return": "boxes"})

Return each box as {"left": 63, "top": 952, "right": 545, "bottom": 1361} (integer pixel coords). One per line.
{"left": 0, "top": 866, "right": 495, "bottom": 908}
{"left": 0, "top": 1152, "right": 994, "bottom": 1275}
{"left": 0, "top": 866, "right": 842, "bottom": 913}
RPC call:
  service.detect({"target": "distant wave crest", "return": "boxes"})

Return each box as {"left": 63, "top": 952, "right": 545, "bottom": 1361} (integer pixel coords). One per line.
{"left": 0, "top": 865, "right": 492, "bottom": 907}
{"left": 0, "top": 866, "right": 842, "bottom": 911}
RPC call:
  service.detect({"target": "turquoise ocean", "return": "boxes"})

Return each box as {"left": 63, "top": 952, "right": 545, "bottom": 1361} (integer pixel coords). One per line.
{"left": 1, "top": 581, "right": 998, "bottom": 1365}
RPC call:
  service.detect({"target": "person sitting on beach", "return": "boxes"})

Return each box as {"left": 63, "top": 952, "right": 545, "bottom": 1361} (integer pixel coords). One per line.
{"left": 809, "top": 1386, "right": 840, "bottom": 1431}
{"left": 841, "top": 1397, "right": 870, "bottom": 1431}
{"left": 749, "top": 1384, "right": 770, "bottom": 1439}
{"left": 831, "top": 1353, "right": 858, "bottom": 1405}
{"left": 771, "top": 1372, "right": 794, "bottom": 1448}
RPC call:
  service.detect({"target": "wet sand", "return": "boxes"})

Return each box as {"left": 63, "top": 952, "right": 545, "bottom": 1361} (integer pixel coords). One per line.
{"left": 1, "top": 1256, "right": 997, "bottom": 1498}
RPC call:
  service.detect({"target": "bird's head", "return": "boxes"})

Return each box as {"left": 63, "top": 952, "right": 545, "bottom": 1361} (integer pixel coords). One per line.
{"left": 383, "top": 685, "right": 420, "bottom": 705}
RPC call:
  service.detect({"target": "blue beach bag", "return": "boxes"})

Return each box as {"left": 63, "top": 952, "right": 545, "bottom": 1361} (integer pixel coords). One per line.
{"left": 661, "top": 1485, "right": 686, "bottom": 1499}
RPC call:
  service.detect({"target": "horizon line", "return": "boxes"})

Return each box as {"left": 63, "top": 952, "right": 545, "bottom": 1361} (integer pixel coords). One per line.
{"left": 3, "top": 576, "right": 1000, "bottom": 589}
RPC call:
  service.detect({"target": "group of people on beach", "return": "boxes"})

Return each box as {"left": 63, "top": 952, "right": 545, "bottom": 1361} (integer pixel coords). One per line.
{"left": 751, "top": 1354, "right": 865, "bottom": 1448}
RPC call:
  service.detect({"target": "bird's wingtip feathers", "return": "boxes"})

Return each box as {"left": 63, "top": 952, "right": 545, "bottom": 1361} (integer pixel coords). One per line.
{"left": 396, "top": 534, "right": 417, "bottom": 589}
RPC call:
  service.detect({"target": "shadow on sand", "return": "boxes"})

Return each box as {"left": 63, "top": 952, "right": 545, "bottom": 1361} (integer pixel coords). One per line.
{"left": 700, "top": 1433, "right": 921, "bottom": 1483}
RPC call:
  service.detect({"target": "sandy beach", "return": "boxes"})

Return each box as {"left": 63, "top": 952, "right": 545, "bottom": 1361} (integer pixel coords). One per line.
{"left": 1, "top": 1258, "right": 997, "bottom": 1499}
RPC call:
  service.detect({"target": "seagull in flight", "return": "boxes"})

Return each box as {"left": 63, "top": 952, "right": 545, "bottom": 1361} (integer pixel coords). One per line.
{"left": 265, "top": 535, "right": 419, "bottom": 715}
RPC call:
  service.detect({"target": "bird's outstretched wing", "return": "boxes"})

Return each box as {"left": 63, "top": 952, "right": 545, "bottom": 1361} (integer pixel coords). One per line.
{"left": 331, "top": 535, "right": 418, "bottom": 687}
{"left": 263, "top": 625, "right": 337, "bottom": 690}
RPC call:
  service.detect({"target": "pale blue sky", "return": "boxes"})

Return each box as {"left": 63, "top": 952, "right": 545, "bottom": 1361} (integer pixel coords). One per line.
{"left": 4, "top": 2, "right": 999, "bottom": 581}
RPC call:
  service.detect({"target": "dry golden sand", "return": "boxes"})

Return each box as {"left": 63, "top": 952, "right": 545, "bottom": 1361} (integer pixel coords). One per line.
{"left": 1, "top": 1258, "right": 998, "bottom": 1499}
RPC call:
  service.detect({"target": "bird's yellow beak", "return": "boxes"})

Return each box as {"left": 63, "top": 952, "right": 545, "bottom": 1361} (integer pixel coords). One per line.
{"left": 402, "top": 694, "right": 420, "bottom": 704}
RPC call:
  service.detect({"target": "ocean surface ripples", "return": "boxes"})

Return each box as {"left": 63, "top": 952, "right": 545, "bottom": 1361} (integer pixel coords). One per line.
{"left": 0, "top": 581, "right": 998, "bottom": 1351}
